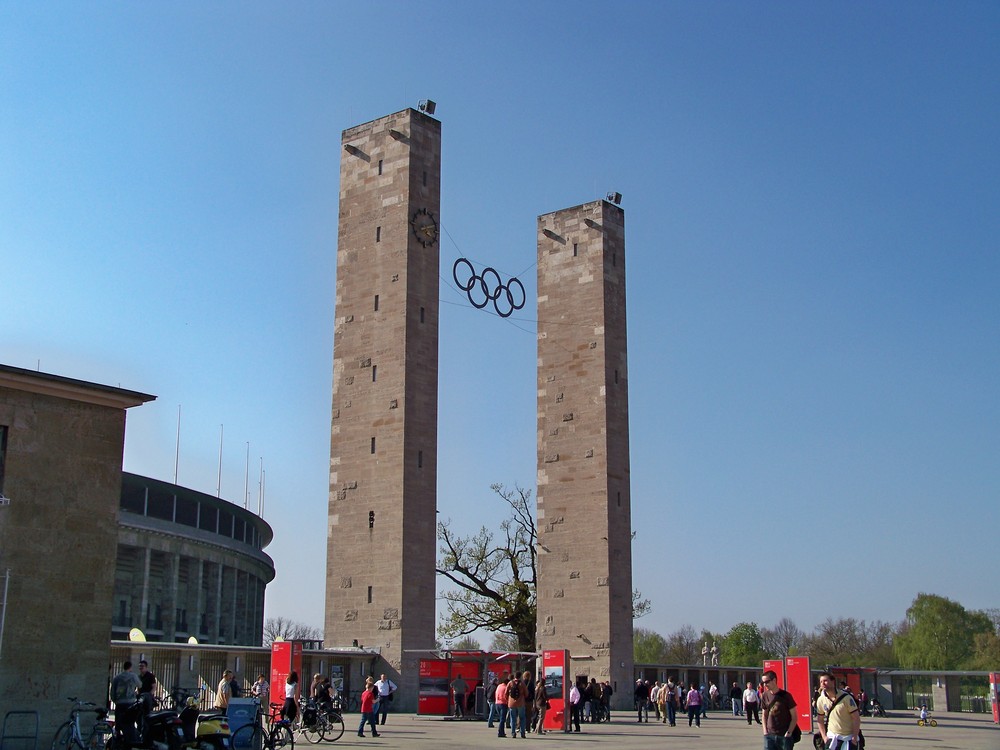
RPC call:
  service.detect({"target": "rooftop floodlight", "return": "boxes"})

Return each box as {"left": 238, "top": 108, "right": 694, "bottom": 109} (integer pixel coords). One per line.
{"left": 606, "top": 191, "right": 622, "bottom": 205}
{"left": 418, "top": 99, "right": 437, "bottom": 115}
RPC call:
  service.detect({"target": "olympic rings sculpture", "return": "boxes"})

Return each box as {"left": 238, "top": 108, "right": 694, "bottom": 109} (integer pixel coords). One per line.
{"left": 452, "top": 257, "right": 526, "bottom": 318}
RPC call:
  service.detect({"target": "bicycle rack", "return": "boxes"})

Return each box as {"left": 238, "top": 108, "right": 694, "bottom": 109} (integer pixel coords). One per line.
{"left": 0, "top": 711, "right": 39, "bottom": 750}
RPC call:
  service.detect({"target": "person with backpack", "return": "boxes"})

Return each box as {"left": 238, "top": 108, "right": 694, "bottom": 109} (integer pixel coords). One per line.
{"left": 485, "top": 674, "right": 499, "bottom": 728}
{"left": 815, "top": 671, "right": 861, "bottom": 750}
{"left": 761, "top": 670, "right": 797, "bottom": 749}
{"left": 506, "top": 674, "right": 527, "bottom": 738}
{"left": 533, "top": 673, "right": 550, "bottom": 734}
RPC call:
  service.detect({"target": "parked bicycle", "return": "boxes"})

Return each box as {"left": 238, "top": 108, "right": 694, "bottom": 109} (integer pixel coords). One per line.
{"left": 51, "top": 698, "right": 114, "bottom": 750}
{"left": 294, "top": 698, "right": 344, "bottom": 744}
{"left": 230, "top": 704, "right": 293, "bottom": 750}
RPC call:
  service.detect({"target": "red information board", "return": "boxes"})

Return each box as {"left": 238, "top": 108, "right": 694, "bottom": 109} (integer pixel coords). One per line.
{"left": 784, "top": 657, "right": 812, "bottom": 732}
{"left": 270, "top": 641, "right": 302, "bottom": 704}
{"left": 990, "top": 672, "right": 999, "bottom": 724}
{"left": 541, "top": 650, "right": 569, "bottom": 732}
{"left": 763, "top": 659, "right": 785, "bottom": 690}
{"left": 418, "top": 659, "right": 451, "bottom": 715}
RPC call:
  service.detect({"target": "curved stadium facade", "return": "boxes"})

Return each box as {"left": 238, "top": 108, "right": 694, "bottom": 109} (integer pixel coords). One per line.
{"left": 114, "top": 472, "right": 275, "bottom": 646}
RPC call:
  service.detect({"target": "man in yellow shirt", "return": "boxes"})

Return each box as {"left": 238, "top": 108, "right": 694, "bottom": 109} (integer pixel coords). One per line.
{"left": 815, "top": 672, "right": 861, "bottom": 750}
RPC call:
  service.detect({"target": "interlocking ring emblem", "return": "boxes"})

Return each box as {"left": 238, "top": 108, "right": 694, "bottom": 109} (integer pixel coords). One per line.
{"left": 452, "top": 258, "right": 526, "bottom": 318}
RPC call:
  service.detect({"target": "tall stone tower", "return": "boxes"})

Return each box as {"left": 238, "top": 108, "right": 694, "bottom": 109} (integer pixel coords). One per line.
{"left": 535, "top": 199, "right": 634, "bottom": 698}
{"left": 326, "top": 108, "right": 440, "bottom": 702}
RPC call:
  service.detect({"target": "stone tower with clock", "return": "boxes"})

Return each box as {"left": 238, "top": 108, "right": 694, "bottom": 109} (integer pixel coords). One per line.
{"left": 325, "top": 108, "right": 440, "bottom": 706}
{"left": 535, "top": 200, "right": 634, "bottom": 699}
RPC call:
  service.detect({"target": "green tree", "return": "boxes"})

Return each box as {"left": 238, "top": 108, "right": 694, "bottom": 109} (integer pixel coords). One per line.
{"left": 634, "top": 627, "right": 667, "bottom": 664}
{"left": 436, "top": 484, "right": 538, "bottom": 652}
{"left": 894, "top": 593, "right": 993, "bottom": 670}
{"left": 720, "top": 622, "right": 765, "bottom": 666}
{"left": 970, "top": 631, "right": 1000, "bottom": 670}
{"left": 450, "top": 635, "right": 482, "bottom": 650}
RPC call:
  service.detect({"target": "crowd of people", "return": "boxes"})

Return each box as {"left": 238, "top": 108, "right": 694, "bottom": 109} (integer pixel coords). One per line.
{"left": 107, "top": 658, "right": 864, "bottom": 749}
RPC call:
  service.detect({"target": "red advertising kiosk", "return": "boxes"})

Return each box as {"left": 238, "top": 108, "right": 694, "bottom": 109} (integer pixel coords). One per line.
{"left": 541, "top": 650, "right": 570, "bottom": 732}
{"left": 784, "top": 657, "right": 812, "bottom": 733}
{"left": 990, "top": 672, "right": 999, "bottom": 724}
{"left": 761, "top": 658, "right": 812, "bottom": 734}
{"left": 271, "top": 640, "right": 303, "bottom": 705}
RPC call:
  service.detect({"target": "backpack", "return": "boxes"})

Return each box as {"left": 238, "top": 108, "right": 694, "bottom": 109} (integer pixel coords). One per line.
{"left": 508, "top": 682, "right": 520, "bottom": 700}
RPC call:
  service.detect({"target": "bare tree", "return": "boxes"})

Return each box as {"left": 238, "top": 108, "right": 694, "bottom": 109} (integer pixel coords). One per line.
{"left": 762, "top": 617, "right": 805, "bottom": 658}
{"left": 802, "top": 617, "right": 897, "bottom": 666}
{"left": 263, "top": 617, "right": 322, "bottom": 647}
{"left": 632, "top": 589, "right": 652, "bottom": 619}
{"left": 437, "top": 484, "right": 538, "bottom": 652}
{"left": 662, "top": 625, "right": 702, "bottom": 664}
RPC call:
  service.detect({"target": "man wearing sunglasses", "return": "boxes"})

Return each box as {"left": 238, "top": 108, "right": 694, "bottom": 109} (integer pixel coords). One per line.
{"left": 760, "top": 670, "right": 797, "bottom": 750}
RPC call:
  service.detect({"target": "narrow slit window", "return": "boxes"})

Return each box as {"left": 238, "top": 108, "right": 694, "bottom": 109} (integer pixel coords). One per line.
{"left": 617, "top": 491, "right": 621, "bottom": 507}
{"left": 376, "top": 226, "right": 381, "bottom": 242}
{"left": 422, "top": 171, "right": 427, "bottom": 186}
{"left": 377, "top": 159, "right": 383, "bottom": 175}
{"left": 372, "top": 365, "right": 377, "bottom": 382}
{"left": 368, "top": 510, "right": 375, "bottom": 529}
{"left": 614, "top": 369, "right": 619, "bottom": 384}
{"left": 418, "top": 450, "right": 423, "bottom": 468}
{"left": 367, "top": 586, "right": 373, "bottom": 603}
{"left": 370, "top": 437, "right": 376, "bottom": 454}
{"left": 420, "top": 306, "right": 425, "bottom": 323}
{"left": 374, "top": 294, "right": 379, "bottom": 311}
{"left": 573, "top": 243, "right": 578, "bottom": 257}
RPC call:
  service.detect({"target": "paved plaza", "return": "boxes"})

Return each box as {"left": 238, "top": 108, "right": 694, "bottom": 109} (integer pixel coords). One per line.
{"left": 333, "top": 710, "right": 999, "bottom": 749}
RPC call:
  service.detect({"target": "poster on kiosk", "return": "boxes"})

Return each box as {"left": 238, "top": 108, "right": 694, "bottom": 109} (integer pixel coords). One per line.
{"left": 541, "top": 650, "right": 570, "bottom": 732}
{"left": 784, "top": 657, "right": 812, "bottom": 733}
{"left": 271, "top": 641, "right": 303, "bottom": 706}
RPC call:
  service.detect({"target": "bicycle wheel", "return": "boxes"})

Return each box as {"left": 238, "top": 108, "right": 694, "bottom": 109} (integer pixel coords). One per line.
{"left": 51, "top": 722, "right": 75, "bottom": 750}
{"left": 930, "top": 719, "right": 938, "bottom": 727}
{"left": 88, "top": 724, "right": 113, "bottom": 750}
{"left": 270, "top": 724, "right": 294, "bottom": 750}
{"left": 917, "top": 719, "right": 924, "bottom": 726}
{"left": 322, "top": 713, "right": 344, "bottom": 743}
{"left": 231, "top": 724, "right": 263, "bottom": 750}
{"left": 301, "top": 718, "right": 323, "bottom": 745}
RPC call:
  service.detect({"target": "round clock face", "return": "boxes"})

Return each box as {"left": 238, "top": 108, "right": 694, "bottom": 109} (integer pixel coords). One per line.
{"left": 410, "top": 208, "right": 439, "bottom": 247}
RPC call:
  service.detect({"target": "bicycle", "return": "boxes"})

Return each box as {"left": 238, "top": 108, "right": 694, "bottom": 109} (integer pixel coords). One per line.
{"left": 51, "top": 698, "right": 114, "bottom": 750}
{"left": 295, "top": 699, "right": 345, "bottom": 744}
{"left": 230, "top": 704, "right": 293, "bottom": 750}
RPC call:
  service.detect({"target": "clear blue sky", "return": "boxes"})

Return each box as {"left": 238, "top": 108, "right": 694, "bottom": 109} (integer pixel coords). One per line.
{"left": 2, "top": 2, "right": 997, "bottom": 642}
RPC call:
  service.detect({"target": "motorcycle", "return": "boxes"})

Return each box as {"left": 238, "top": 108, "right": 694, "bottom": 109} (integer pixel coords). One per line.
{"left": 178, "top": 698, "right": 232, "bottom": 750}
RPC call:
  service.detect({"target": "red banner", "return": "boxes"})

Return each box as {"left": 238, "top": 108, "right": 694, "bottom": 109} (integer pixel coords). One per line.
{"left": 784, "top": 657, "right": 812, "bottom": 732}
{"left": 542, "top": 650, "right": 569, "bottom": 731}
{"left": 270, "top": 641, "right": 302, "bottom": 705}
{"left": 418, "top": 659, "right": 451, "bottom": 715}
{"left": 989, "top": 672, "right": 999, "bottom": 724}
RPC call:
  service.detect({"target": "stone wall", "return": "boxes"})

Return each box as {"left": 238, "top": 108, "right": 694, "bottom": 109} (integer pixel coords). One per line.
{"left": 0, "top": 366, "right": 152, "bottom": 736}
